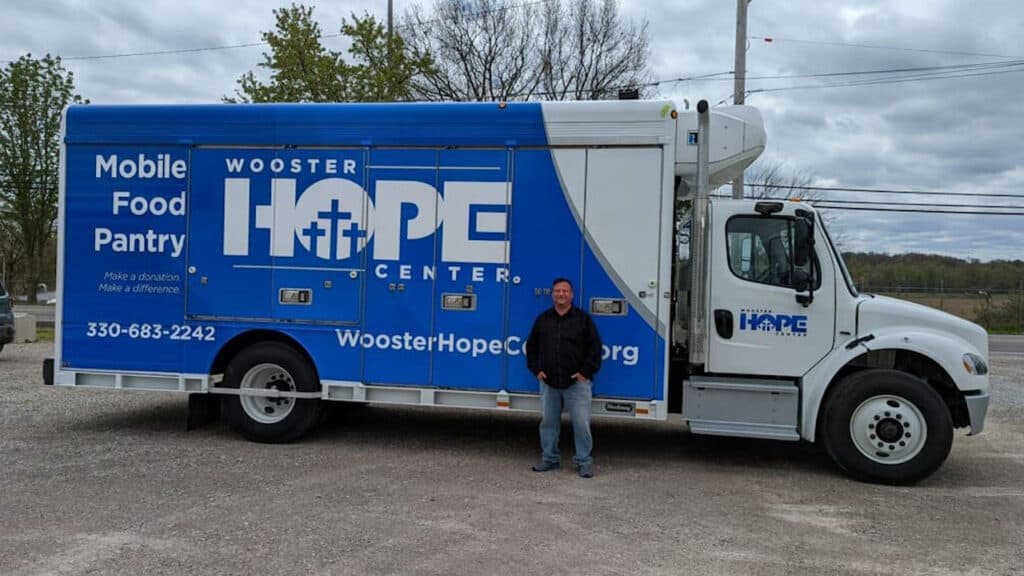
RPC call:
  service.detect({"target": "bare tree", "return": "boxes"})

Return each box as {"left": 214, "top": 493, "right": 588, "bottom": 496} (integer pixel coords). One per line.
{"left": 402, "top": 0, "right": 539, "bottom": 101}
{"left": 744, "top": 159, "right": 843, "bottom": 245}
{"left": 402, "top": 0, "right": 651, "bottom": 101}
{"left": 538, "top": 0, "right": 652, "bottom": 100}
{"left": 745, "top": 159, "right": 814, "bottom": 200}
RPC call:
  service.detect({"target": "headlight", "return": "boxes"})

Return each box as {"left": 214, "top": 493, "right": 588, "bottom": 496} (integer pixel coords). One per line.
{"left": 962, "top": 353, "right": 988, "bottom": 376}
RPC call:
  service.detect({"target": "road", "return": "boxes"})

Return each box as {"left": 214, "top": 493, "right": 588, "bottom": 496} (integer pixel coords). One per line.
{"left": 1, "top": 342, "right": 1023, "bottom": 575}
{"left": 11, "top": 304, "right": 53, "bottom": 327}
{"left": 990, "top": 334, "right": 1024, "bottom": 356}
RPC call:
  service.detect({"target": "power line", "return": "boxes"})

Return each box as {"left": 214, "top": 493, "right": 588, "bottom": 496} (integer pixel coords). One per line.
{"left": 0, "top": 0, "right": 554, "bottom": 64}
{"left": 3, "top": 41, "right": 269, "bottom": 63}
{"left": 710, "top": 194, "right": 1024, "bottom": 215}
{"left": 805, "top": 198, "right": 1024, "bottom": 210}
{"left": 812, "top": 205, "right": 1024, "bottom": 216}
{"left": 747, "top": 183, "right": 1024, "bottom": 199}
{"left": 748, "top": 66, "right": 1024, "bottom": 95}
{"left": 750, "top": 36, "right": 1022, "bottom": 61}
{"left": 740, "top": 60, "right": 1024, "bottom": 81}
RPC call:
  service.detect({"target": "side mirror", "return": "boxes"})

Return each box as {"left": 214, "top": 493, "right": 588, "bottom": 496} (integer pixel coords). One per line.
{"left": 793, "top": 220, "right": 811, "bottom": 267}
{"left": 792, "top": 269, "right": 810, "bottom": 293}
{"left": 792, "top": 211, "right": 816, "bottom": 307}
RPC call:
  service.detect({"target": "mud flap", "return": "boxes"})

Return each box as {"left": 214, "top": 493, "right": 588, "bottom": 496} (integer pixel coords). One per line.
{"left": 186, "top": 393, "right": 220, "bottom": 431}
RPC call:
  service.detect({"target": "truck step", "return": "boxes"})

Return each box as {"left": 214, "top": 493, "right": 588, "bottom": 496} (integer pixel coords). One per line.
{"left": 682, "top": 375, "right": 800, "bottom": 441}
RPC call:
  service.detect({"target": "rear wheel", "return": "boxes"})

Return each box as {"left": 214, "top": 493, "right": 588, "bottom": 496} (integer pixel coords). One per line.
{"left": 822, "top": 369, "right": 952, "bottom": 485}
{"left": 222, "top": 342, "right": 322, "bottom": 443}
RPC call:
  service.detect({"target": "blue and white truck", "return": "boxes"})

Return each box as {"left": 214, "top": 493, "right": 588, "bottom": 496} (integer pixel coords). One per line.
{"left": 45, "top": 99, "right": 990, "bottom": 484}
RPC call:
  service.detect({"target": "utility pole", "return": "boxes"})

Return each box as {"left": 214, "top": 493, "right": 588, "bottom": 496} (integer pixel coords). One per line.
{"left": 388, "top": 0, "right": 394, "bottom": 39}
{"left": 386, "top": 0, "right": 395, "bottom": 67}
{"left": 731, "top": 0, "right": 749, "bottom": 199}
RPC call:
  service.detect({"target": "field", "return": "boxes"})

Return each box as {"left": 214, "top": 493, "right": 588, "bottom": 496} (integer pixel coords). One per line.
{"left": 874, "top": 291, "right": 1022, "bottom": 332}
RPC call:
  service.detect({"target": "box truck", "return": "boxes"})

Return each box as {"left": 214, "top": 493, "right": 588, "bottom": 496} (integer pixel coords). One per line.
{"left": 44, "top": 99, "right": 989, "bottom": 484}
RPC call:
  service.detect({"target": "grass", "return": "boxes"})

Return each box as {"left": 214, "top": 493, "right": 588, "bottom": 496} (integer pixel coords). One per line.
{"left": 878, "top": 293, "right": 1023, "bottom": 335}
{"left": 986, "top": 327, "right": 1024, "bottom": 335}
{"left": 35, "top": 327, "right": 54, "bottom": 343}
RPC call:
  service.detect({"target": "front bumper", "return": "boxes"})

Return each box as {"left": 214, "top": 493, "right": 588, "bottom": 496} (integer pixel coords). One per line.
{"left": 964, "top": 392, "right": 990, "bottom": 435}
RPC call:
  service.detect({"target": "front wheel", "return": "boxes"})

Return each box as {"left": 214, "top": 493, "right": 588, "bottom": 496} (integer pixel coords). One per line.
{"left": 222, "top": 341, "right": 322, "bottom": 443}
{"left": 822, "top": 369, "right": 953, "bottom": 485}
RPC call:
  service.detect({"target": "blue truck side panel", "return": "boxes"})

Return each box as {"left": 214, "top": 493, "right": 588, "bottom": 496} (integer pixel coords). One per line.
{"left": 62, "top": 145, "right": 188, "bottom": 372}
{"left": 504, "top": 149, "right": 584, "bottom": 394}
{"left": 64, "top": 103, "right": 553, "bottom": 147}
{"left": 61, "top": 103, "right": 665, "bottom": 400}
{"left": 362, "top": 148, "right": 437, "bottom": 386}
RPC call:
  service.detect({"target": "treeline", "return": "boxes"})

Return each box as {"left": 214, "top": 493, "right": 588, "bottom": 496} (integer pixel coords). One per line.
{"left": 843, "top": 252, "right": 1024, "bottom": 292}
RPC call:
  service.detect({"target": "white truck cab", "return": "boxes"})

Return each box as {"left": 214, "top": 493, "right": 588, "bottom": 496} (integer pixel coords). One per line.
{"left": 674, "top": 101, "right": 990, "bottom": 484}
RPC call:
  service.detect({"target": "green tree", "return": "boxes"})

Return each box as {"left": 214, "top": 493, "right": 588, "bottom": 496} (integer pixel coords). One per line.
{"left": 0, "top": 54, "right": 86, "bottom": 302}
{"left": 226, "top": 4, "right": 433, "bottom": 103}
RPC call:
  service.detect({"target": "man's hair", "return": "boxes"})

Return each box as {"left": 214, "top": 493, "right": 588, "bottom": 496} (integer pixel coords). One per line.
{"left": 552, "top": 277, "right": 573, "bottom": 290}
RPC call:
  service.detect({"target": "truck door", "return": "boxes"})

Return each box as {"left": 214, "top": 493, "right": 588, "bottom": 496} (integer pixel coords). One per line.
{"left": 506, "top": 149, "right": 585, "bottom": 394}
{"left": 361, "top": 148, "right": 437, "bottom": 385}
{"left": 186, "top": 148, "right": 366, "bottom": 324}
{"left": 267, "top": 149, "right": 366, "bottom": 325}
{"left": 581, "top": 148, "right": 664, "bottom": 400}
{"left": 431, "top": 149, "right": 511, "bottom": 391}
{"left": 706, "top": 202, "right": 836, "bottom": 376}
{"left": 187, "top": 148, "right": 274, "bottom": 320}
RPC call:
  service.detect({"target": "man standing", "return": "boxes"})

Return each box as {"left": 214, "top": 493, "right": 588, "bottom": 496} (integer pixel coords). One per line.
{"left": 526, "top": 278, "right": 603, "bottom": 478}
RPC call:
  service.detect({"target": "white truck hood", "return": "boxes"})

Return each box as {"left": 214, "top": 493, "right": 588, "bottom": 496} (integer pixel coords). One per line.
{"left": 857, "top": 295, "right": 988, "bottom": 356}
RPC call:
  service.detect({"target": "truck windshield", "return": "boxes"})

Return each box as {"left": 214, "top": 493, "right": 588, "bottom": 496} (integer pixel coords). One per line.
{"left": 821, "top": 220, "right": 859, "bottom": 296}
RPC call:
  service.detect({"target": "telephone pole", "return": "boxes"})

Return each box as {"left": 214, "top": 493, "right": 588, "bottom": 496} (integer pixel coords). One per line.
{"left": 388, "top": 0, "right": 394, "bottom": 39}
{"left": 387, "top": 0, "right": 394, "bottom": 64}
{"left": 731, "top": 0, "right": 749, "bottom": 199}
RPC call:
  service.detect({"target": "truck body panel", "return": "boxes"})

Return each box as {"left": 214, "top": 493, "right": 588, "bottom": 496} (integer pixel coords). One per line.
{"left": 57, "top": 101, "right": 687, "bottom": 404}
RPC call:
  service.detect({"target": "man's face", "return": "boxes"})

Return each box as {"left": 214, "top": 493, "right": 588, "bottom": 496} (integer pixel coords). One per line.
{"left": 552, "top": 281, "right": 573, "bottom": 307}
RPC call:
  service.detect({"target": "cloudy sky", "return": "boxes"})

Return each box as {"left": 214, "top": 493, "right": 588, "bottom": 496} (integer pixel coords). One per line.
{"left": 3, "top": 0, "right": 1023, "bottom": 261}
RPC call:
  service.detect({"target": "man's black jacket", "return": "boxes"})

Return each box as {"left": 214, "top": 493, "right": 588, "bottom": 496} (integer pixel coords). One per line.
{"left": 526, "top": 305, "right": 602, "bottom": 389}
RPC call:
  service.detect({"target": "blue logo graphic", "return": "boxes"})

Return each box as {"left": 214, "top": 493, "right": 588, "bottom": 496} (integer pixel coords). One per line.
{"left": 739, "top": 309, "right": 808, "bottom": 336}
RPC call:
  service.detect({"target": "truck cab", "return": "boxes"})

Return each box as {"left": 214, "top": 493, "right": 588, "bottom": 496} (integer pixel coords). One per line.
{"left": 673, "top": 106, "right": 990, "bottom": 483}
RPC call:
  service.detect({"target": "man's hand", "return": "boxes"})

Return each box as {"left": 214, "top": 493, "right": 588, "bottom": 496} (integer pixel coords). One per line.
{"left": 572, "top": 372, "right": 590, "bottom": 383}
{"left": 537, "top": 371, "right": 547, "bottom": 381}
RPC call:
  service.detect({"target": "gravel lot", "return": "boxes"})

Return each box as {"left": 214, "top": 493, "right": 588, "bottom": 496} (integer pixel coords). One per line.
{"left": 1, "top": 342, "right": 1022, "bottom": 576}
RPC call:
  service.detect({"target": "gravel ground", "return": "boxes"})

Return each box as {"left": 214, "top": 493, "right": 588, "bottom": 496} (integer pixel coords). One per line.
{"left": 1, "top": 342, "right": 1022, "bottom": 576}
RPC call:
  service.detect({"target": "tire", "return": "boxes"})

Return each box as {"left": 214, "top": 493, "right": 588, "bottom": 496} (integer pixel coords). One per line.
{"left": 822, "top": 368, "right": 953, "bottom": 485}
{"left": 222, "top": 341, "right": 322, "bottom": 443}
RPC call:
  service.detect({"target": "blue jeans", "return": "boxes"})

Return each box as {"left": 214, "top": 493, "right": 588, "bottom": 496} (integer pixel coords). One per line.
{"left": 539, "top": 380, "right": 593, "bottom": 466}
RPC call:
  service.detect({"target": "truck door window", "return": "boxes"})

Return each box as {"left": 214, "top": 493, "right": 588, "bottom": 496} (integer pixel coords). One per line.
{"left": 726, "top": 216, "right": 815, "bottom": 289}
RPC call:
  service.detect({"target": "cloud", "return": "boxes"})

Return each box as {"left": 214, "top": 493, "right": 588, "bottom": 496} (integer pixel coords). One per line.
{"left": 2, "top": 0, "right": 1021, "bottom": 261}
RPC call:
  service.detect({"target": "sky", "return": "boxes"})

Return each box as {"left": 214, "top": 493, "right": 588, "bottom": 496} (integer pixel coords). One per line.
{"left": 2, "top": 0, "right": 1023, "bottom": 261}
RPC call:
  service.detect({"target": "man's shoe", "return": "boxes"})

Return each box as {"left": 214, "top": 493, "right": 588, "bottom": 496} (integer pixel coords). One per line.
{"left": 577, "top": 463, "right": 593, "bottom": 478}
{"left": 531, "top": 461, "right": 560, "bottom": 472}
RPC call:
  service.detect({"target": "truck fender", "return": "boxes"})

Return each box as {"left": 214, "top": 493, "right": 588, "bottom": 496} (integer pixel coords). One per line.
{"left": 863, "top": 329, "right": 987, "bottom": 392}
{"left": 801, "top": 343, "right": 876, "bottom": 442}
{"left": 801, "top": 329, "right": 985, "bottom": 442}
